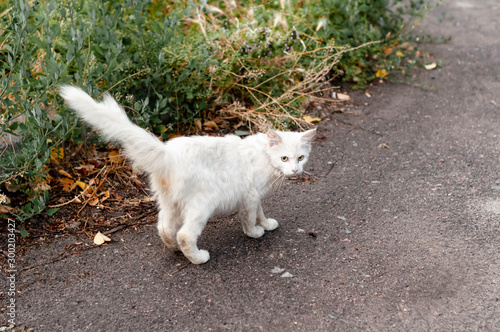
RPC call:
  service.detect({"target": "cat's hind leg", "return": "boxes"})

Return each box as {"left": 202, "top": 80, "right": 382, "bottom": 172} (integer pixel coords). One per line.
{"left": 157, "top": 200, "right": 181, "bottom": 251}
{"left": 256, "top": 202, "right": 279, "bottom": 231}
{"left": 176, "top": 206, "right": 211, "bottom": 264}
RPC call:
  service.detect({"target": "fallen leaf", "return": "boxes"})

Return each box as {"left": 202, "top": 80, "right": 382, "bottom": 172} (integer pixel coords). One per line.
{"left": 336, "top": 93, "right": 350, "bottom": 101}
{"left": 167, "top": 133, "right": 179, "bottom": 140}
{"left": 33, "top": 181, "right": 51, "bottom": 192}
{"left": 375, "top": 69, "right": 388, "bottom": 78}
{"left": 93, "top": 231, "right": 111, "bottom": 245}
{"left": 60, "top": 178, "right": 76, "bottom": 192}
{"left": 108, "top": 151, "right": 124, "bottom": 163}
{"left": 0, "top": 204, "right": 12, "bottom": 214}
{"left": 303, "top": 115, "right": 321, "bottom": 123}
{"left": 396, "top": 50, "right": 404, "bottom": 57}
{"left": 101, "top": 191, "right": 110, "bottom": 202}
{"left": 76, "top": 180, "right": 88, "bottom": 190}
{"left": 5, "top": 182, "right": 19, "bottom": 193}
{"left": 58, "top": 169, "right": 73, "bottom": 178}
{"left": 75, "top": 164, "right": 95, "bottom": 173}
{"left": 424, "top": 62, "right": 437, "bottom": 70}
{"left": 203, "top": 120, "right": 218, "bottom": 130}
{"left": 194, "top": 119, "right": 202, "bottom": 131}
{"left": 88, "top": 197, "right": 100, "bottom": 206}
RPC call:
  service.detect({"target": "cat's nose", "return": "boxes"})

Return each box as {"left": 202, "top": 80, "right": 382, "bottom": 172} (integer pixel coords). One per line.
{"left": 292, "top": 169, "right": 298, "bottom": 173}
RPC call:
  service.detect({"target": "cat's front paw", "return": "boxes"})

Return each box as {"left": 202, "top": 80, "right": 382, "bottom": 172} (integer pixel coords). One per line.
{"left": 245, "top": 225, "right": 265, "bottom": 238}
{"left": 261, "top": 218, "right": 279, "bottom": 231}
{"left": 188, "top": 249, "right": 210, "bottom": 265}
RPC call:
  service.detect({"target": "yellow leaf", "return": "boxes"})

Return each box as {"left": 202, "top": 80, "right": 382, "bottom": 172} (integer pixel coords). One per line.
{"left": 50, "top": 147, "right": 64, "bottom": 160}
{"left": 108, "top": 151, "right": 124, "bottom": 163}
{"left": 375, "top": 69, "right": 388, "bottom": 78}
{"left": 93, "top": 231, "right": 111, "bottom": 245}
{"left": 396, "top": 51, "right": 404, "bottom": 57}
{"left": 303, "top": 115, "right": 321, "bottom": 123}
{"left": 424, "top": 62, "right": 437, "bottom": 70}
{"left": 76, "top": 181, "right": 87, "bottom": 190}
{"left": 58, "top": 169, "right": 73, "bottom": 178}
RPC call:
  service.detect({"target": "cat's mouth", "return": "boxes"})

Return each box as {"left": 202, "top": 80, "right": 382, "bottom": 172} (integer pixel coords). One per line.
{"left": 283, "top": 168, "right": 304, "bottom": 177}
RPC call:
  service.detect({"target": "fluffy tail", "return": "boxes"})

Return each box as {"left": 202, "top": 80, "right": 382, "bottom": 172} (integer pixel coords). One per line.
{"left": 60, "top": 85, "right": 166, "bottom": 175}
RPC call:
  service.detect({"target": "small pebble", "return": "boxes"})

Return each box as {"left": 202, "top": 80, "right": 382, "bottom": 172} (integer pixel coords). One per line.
{"left": 271, "top": 267, "right": 285, "bottom": 274}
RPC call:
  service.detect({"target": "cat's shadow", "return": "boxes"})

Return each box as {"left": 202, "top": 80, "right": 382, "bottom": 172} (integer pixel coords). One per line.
{"left": 163, "top": 214, "right": 280, "bottom": 267}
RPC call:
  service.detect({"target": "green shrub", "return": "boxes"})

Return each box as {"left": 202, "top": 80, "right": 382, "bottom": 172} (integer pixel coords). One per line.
{"left": 0, "top": 0, "right": 431, "bottom": 221}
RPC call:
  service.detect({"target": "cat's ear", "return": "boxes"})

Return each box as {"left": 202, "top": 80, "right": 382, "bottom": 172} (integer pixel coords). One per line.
{"left": 267, "top": 130, "right": 282, "bottom": 147}
{"left": 301, "top": 128, "right": 317, "bottom": 143}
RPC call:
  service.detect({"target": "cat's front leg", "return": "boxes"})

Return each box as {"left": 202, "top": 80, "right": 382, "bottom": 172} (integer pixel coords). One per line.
{"left": 256, "top": 202, "right": 279, "bottom": 231}
{"left": 239, "top": 197, "right": 265, "bottom": 238}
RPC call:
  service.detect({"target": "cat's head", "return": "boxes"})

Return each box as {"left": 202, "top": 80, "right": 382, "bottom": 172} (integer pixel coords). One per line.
{"left": 266, "top": 129, "right": 316, "bottom": 176}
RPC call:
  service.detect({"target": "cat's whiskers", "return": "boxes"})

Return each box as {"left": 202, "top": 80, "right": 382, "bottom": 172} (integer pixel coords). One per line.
{"left": 276, "top": 174, "right": 286, "bottom": 191}
{"left": 271, "top": 172, "right": 285, "bottom": 190}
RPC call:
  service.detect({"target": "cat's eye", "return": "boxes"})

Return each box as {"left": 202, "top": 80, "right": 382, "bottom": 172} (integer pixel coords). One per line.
{"left": 298, "top": 155, "right": 305, "bottom": 161}
{"left": 281, "top": 156, "right": 288, "bottom": 162}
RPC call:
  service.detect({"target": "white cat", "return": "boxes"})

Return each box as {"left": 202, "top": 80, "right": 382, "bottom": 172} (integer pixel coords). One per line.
{"left": 60, "top": 86, "right": 316, "bottom": 264}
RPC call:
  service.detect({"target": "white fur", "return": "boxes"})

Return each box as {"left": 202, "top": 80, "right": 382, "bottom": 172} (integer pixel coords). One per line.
{"left": 60, "top": 85, "right": 316, "bottom": 264}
